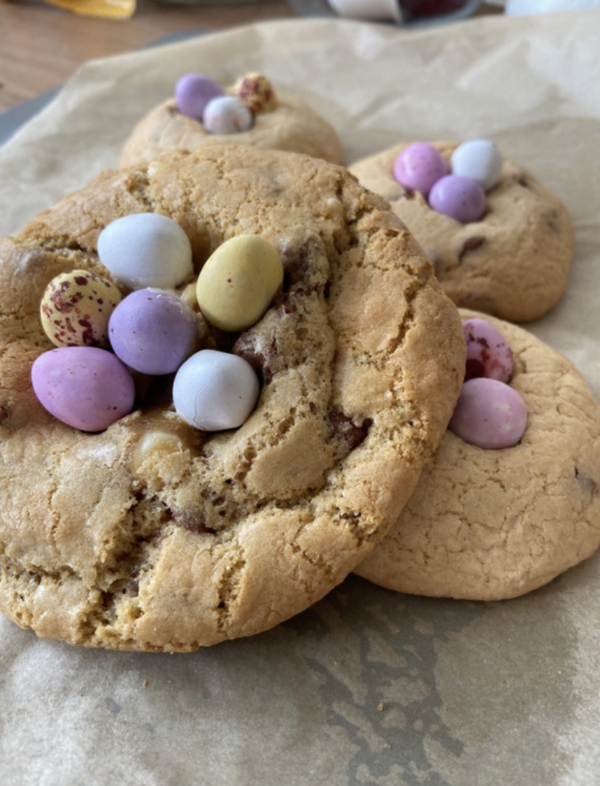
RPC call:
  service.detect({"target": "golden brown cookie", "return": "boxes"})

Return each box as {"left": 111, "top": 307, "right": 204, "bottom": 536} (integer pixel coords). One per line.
{"left": 120, "top": 87, "right": 344, "bottom": 169}
{"left": 0, "top": 145, "right": 465, "bottom": 651}
{"left": 355, "top": 311, "right": 600, "bottom": 600}
{"left": 349, "top": 142, "right": 574, "bottom": 322}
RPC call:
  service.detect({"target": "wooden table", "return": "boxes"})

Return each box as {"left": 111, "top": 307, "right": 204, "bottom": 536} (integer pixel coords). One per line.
{"left": 0, "top": 0, "right": 298, "bottom": 113}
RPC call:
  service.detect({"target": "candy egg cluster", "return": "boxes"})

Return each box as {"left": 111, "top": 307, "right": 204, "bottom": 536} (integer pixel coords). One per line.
{"left": 174, "top": 71, "right": 278, "bottom": 136}
{"left": 448, "top": 318, "right": 527, "bottom": 450}
{"left": 393, "top": 140, "right": 503, "bottom": 223}
{"left": 32, "top": 215, "right": 283, "bottom": 434}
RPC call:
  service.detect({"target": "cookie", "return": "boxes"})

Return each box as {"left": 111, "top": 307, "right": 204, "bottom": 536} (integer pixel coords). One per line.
{"left": 349, "top": 141, "right": 574, "bottom": 322}
{"left": 120, "top": 73, "right": 344, "bottom": 168}
{"left": 355, "top": 311, "right": 600, "bottom": 601}
{"left": 0, "top": 144, "right": 465, "bottom": 651}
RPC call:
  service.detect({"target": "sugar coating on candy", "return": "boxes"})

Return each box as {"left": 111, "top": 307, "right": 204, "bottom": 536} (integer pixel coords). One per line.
{"left": 98, "top": 213, "right": 193, "bottom": 291}
{"left": 196, "top": 235, "right": 284, "bottom": 331}
{"left": 202, "top": 96, "right": 254, "bottom": 135}
{"left": 392, "top": 142, "right": 449, "bottom": 195}
{"left": 175, "top": 73, "right": 224, "bottom": 121}
{"left": 173, "top": 349, "right": 260, "bottom": 432}
{"left": 451, "top": 140, "right": 503, "bottom": 191}
{"left": 40, "top": 269, "right": 122, "bottom": 348}
{"left": 463, "top": 317, "right": 513, "bottom": 383}
{"left": 108, "top": 288, "right": 199, "bottom": 375}
{"left": 234, "top": 72, "right": 277, "bottom": 114}
{"left": 448, "top": 377, "right": 527, "bottom": 450}
{"left": 31, "top": 346, "right": 135, "bottom": 432}
{"left": 428, "top": 174, "right": 486, "bottom": 223}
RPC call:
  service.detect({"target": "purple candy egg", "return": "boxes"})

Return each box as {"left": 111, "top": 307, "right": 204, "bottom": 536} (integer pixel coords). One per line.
{"left": 448, "top": 377, "right": 527, "bottom": 450}
{"left": 175, "top": 73, "right": 224, "bottom": 120}
{"left": 392, "top": 142, "right": 449, "bottom": 195}
{"left": 428, "top": 174, "right": 486, "bottom": 223}
{"left": 109, "top": 288, "right": 199, "bottom": 375}
{"left": 31, "top": 346, "right": 135, "bottom": 432}
{"left": 462, "top": 318, "right": 514, "bottom": 383}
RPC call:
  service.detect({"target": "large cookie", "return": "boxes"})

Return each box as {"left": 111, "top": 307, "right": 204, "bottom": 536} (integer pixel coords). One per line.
{"left": 120, "top": 84, "right": 344, "bottom": 169}
{"left": 355, "top": 311, "right": 600, "bottom": 600}
{"left": 349, "top": 142, "right": 574, "bottom": 322}
{"left": 0, "top": 145, "right": 465, "bottom": 651}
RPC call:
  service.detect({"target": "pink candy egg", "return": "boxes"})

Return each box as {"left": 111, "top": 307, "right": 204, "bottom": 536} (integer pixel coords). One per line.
{"left": 462, "top": 318, "right": 514, "bottom": 383}
{"left": 31, "top": 346, "right": 135, "bottom": 432}
{"left": 175, "top": 73, "right": 224, "bottom": 120}
{"left": 448, "top": 377, "right": 527, "bottom": 450}
{"left": 428, "top": 174, "right": 486, "bottom": 223}
{"left": 392, "top": 142, "right": 449, "bottom": 195}
{"left": 109, "top": 288, "right": 199, "bottom": 375}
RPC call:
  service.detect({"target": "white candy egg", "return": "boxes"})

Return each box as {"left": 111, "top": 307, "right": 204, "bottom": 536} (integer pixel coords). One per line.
{"left": 450, "top": 140, "right": 504, "bottom": 191}
{"left": 97, "top": 213, "right": 193, "bottom": 290}
{"left": 202, "top": 96, "right": 254, "bottom": 135}
{"left": 173, "top": 349, "right": 260, "bottom": 431}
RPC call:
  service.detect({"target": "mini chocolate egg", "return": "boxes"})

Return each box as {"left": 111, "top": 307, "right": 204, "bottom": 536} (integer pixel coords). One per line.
{"left": 173, "top": 349, "right": 260, "bottom": 431}
{"left": 428, "top": 174, "right": 486, "bottom": 223}
{"left": 109, "top": 288, "right": 199, "bottom": 375}
{"left": 202, "top": 96, "right": 254, "bottom": 135}
{"left": 97, "top": 213, "right": 193, "bottom": 291}
{"left": 451, "top": 140, "right": 503, "bottom": 191}
{"left": 234, "top": 72, "right": 277, "bottom": 114}
{"left": 196, "top": 235, "right": 283, "bottom": 332}
{"left": 31, "top": 346, "right": 135, "bottom": 432}
{"left": 40, "top": 269, "right": 122, "bottom": 348}
{"left": 175, "top": 73, "right": 224, "bottom": 120}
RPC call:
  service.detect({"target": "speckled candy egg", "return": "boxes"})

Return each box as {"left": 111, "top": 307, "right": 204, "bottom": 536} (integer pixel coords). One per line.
{"left": 173, "top": 349, "right": 260, "bottom": 432}
{"left": 202, "top": 96, "right": 254, "bottom": 135}
{"left": 463, "top": 318, "right": 514, "bottom": 383}
{"left": 97, "top": 213, "right": 194, "bottom": 291}
{"left": 109, "top": 288, "right": 199, "bottom": 375}
{"left": 234, "top": 72, "right": 277, "bottom": 114}
{"left": 40, "top": 269, "right": 122, "bottom": 348}
{"left": 393, "top": 142, "right": 449, "bottom": 196}
{"left": 196, "top": 235, "right": 284, "bottom": 331}
{"left": 175, "top": 73, "right": 224, "bottom": 120}
{"left": 31, "top": 346, "right": 135, "bottom": 432}
{"left": 451, "top": 140, "right": 503, "bottom": 191}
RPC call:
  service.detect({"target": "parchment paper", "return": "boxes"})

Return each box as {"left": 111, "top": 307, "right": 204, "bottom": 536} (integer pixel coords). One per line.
{"left": 1, "top": 12, "right": 600, "bottom": 785}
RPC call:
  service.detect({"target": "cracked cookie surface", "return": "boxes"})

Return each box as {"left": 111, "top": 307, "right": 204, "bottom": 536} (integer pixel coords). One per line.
{"left": 349, "top": 142, "right": 574, "bottom": 323}
{"left": 0, "top": 145, "right": 465, "bottom": 651}
{"left": 120, "top": 91, "right": 344, "bottom": 169}
{"left": 355, "top": 311, "right": 600, "bottom": 600}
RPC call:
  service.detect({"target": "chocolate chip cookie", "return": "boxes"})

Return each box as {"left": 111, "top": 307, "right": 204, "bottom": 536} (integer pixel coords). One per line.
{"left": 0, "top": 145, "right": 465, "bottom": 651}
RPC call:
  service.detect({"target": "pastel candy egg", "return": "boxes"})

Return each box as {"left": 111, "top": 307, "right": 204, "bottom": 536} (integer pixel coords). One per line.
{"left": 202, "top": 96, "right": 254, "bottom": 135}
{"left": 392, "top": 142, "right": 449, "bottom": 195}
{"left": 448, "top": 377, "right": 527, "bottom": 450}
{"left": 40, "top": 269, "right": 122, "bottom": 348}
{"left": 196, "top": 235, "right": 284, "bottom": 331}
{"left": 173, "top": 349, "right": 260, "bottom": 431}
{"left": 451, "top": 140, "right": 503, "bottom": 191}
{"left": 428, "top": 174, "right": 486, "bottom": 223}
{"left": 31, "top": 346, "right": 135, "bottom": 432}
{"left": 463, "top": 318, "right": 514, "bottom": 383}
{"left": 234, "top": 72, "right": 277, "bottom": 113}
{"left": 97, "top": 213, "right": 193, "bottom": 291}
{"left": 175, "top": 73, "right": 224, "bottom": 120}
{"left": 108, "top": 288, "right": 199, "bottom": 375}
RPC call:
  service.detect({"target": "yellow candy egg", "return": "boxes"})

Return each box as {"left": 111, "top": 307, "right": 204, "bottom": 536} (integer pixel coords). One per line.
{"left": 40, "top": 269, "right": 122, "bottom": 348}
{"left": 196, "top": 235, "right": 284, "bottom": 332}
{"left": 234, "top": 72, "right": 277, "bottom": 114}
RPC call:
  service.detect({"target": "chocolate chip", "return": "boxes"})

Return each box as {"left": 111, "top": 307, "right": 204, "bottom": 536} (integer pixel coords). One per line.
{"left": 327, "top": 408, "right": 373, "bottom": 452}
{"left": 0, "top": 406, "right": 8, "bottom": 422}
{"left": 171, "top": 510, "right": 216, "bottom": 535}
{"left": 232, "top": 332, "right": 275, "bottom": 384}
{"left": 575, "top": 468, "right": 598, "bottom": 495}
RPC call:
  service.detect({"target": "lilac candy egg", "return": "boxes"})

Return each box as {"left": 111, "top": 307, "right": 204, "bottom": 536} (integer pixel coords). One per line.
{"left": 392, "top": 142, "right": 449, "bottom": 195}
{"left": 448, "top": 377, "right": 527, "bottom": 450}
{"left": 175, "top": 73, "right": 224, "bottom": 121}
{"left": 451, "top": 140, "right": 503, "bottom": 191}
{"left": 463, "top": 318, "right": 514, "bottom": 383}
{"left": 202, "top": 96, "right": 254, "bottom": 135}
{"left": 109, "top": 288, "right": 199, "bottom": 375}
{"left": 31, "top": 346, "right": 135, "bottom": 432}
{"left": 428, "top": 174, "right": 486, "bottom": 223}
